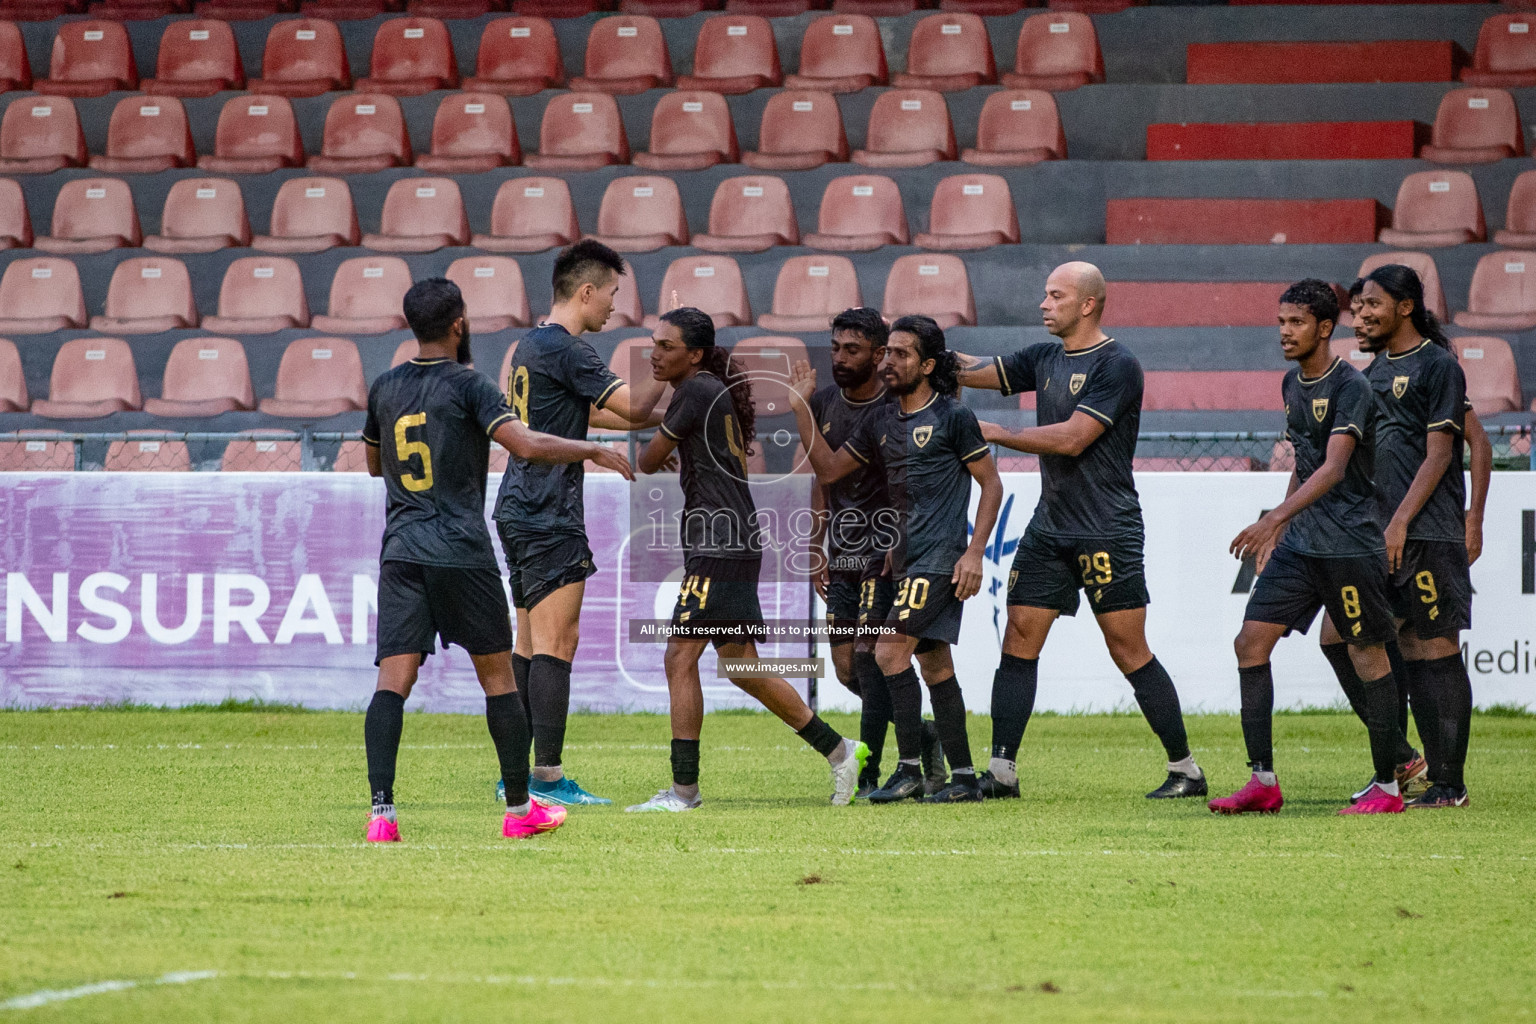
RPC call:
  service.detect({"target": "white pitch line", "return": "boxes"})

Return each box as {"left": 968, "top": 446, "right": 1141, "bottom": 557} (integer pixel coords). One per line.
{"left": 0, "top": 971, "right": 215, "bottom": 1012}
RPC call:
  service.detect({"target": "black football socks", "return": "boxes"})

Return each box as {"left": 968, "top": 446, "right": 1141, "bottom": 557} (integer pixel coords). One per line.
{"left": 528, "top": 654, "right": 572, "bottom": 774}
{"left": 365, "top": 689, "right": 406, "bottom": 813}
{"left": 1237, "top": 663, "right": 1275, "bottom": 773}
{"left": 485, "top": 691, "right": 532, "bottom": 809}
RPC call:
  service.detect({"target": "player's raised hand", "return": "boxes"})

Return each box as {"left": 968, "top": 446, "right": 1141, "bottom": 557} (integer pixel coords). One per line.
{"left": 789, "top": 360, "right": 817, "bottom": 402}
{"left": 953, "top": 549, "right": 983, "bottom": 601}
{"left": 588, "top": 443, "right": 635, "bottom": 480}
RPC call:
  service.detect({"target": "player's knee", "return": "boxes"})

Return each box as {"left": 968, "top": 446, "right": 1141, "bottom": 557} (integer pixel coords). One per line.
{"left": 1233, "top": 626, "right": 1266, "bottom": 664}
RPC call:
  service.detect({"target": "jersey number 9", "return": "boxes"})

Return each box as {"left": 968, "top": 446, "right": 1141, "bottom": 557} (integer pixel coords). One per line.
{"left": 394, "top": 412, "right": 434, "bottom": 492}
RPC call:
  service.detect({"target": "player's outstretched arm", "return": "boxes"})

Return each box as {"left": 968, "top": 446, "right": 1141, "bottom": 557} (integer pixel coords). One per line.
{"left": 787, "top": 360, "right": 864, "bottom": 485}
{"left": 1464, "top": 409, "right": 1491, "bottom": 565}
{"left": 592, "top": 375, "right": 669, "bottom": 431}
{"left": 977, "top": 411, "right": 1106, "bottom": 457}
{"left": 492, "top": 418, "right": 635, "bottom": 480}
{"left": 954, "top": 454, "right": 1003, "bottom": 601}
{"left": 953, "top": 351, "right": 1003, "bottom": 391}
{"left": 1231, "top": 432, "right": 1356, "bottom": 560}
{"left": 637, "top": 429, "right": 677, "bottom": 475}
{"left": 1385, "top": 429, "right": 1456, "bottom": 573}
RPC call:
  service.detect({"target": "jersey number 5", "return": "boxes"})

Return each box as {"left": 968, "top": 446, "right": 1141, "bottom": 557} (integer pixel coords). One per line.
{"left": 394, "top": 412, "right": 434, "bottom": 492}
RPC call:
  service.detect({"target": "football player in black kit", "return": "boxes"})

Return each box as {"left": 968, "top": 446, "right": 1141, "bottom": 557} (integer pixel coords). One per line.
{"left": 1350, "top": 264, "right": 1491, "bottom": 808}
{"left": 362, "top": 278, "right": 634, "bottom": 843}
{"left": 627, "top": 308, "right": 868, "bottom": 813}
{"left": 807, "top": 308, "right": 945, "bottom": 798}
{"left": 957, "top": 262, "right": 1206, "bottom": 802}
{"left": 1214, "top": 279, "right": 1413, "bottom": 815}
{"left": 791, "top": 315, "right": 1004, "bottom": 804}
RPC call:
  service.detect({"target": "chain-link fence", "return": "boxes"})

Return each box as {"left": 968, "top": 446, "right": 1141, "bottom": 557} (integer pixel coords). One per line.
{"left": 1, "top": 427, "right": 1532, "bottom": 472}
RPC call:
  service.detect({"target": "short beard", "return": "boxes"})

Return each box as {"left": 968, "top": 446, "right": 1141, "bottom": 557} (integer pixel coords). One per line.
{"left": 887, "top": 372, "right": 922, "bottom": 396}
{"left": 456, "top": 325, "right": 473, "bottom": 365}
{"left": 830, "top": 363, "right": 873, "bottom": 389}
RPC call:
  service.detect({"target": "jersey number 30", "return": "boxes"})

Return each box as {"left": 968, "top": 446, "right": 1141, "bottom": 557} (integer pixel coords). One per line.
{"left": 394, "top": 412, "right": 434, "bottom": 492}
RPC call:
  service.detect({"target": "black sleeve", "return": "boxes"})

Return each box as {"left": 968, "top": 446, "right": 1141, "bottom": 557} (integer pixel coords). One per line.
{"left": 993, "top": 346, "right": 1039, "bottom": 397}
{"left": 564, "top": 339, "right": 624, "bottom": 409}
{"left": 841, "top": 404, "right": 879, "bottom": 464}
{"left": 362, "top": 380, "right": 382, "bottom": 446}
{"left": 1075, "top": 352, "right": 1141, "bottom": 427}
{"left": 949, "top": 402, "right": 990, "bottom": 465}
{"left": 1424, "top": 356, "right": 1467, "bottom": 435}
{"left": 660, "top": 377, "right": 703, "bottom": 442}
{"left": 465, "top": 371, "right": 518, "bottom": 437}
{"left": 1332, "top": 374, "right": 1374, "bottom": 441}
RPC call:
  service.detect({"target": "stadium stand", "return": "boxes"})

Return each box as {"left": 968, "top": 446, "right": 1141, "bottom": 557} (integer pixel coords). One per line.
{"left": 1106, "top": 199, "right": 1384, "bottom": 244}
{"left": 1186, "top": 40, "right": 1459, "bottom": 84}
{"left": 0, "top": 96, "right": 86, "bottom": 174}
{"left": 634, "top": 91, "right": 740, "bottom": 170}
{"left": 961, "top": 90, "right": 1066, "bottom": 165}
{"left": 464, "top": 17, "right": 565, "bottom": 96}
{"left": 523, "top": 91, "right": 629, "bottom": 170}
{"left": 881, "top": 253, "right": 974, "bottom": 328}
{"left": 729, "top": 335, "right": 807, "bottom": 419}
{"left": 1142, "top": 371, "right": 1285, "bottom": 412}
{"left": 416, "top": 93, "right": 520, "bottom": 172}
{"left": 199, "top": 95, "right": 305, "bottom": 174}
{"left": 0, "top": 21, "right": 31, "bottom": 93}
{"left": 143, "top": 20, "right": 244, "bottom": 98}
{"left": 90, "top": 257, "right": 198, "bottom": 334}
{"left": 36, "top": 21, "right": 136, "bottom": 98}
{"left": 356, "top": 17, "right": 460, "bottom": 96}
{"left": 0, "top": 258, "right": 86, "bottom": 333}
{"left": 893, "top": 13, "right": 996, "bottom": 91}
{"left": 741, "top": 90, "right": 850, "bottom": 170}
{"left": 852, "top": 88, "right": 958, "bottom": 167}
{"left": 202, "top": 257, "right": 310, "bottom": 334}
{"left": 105, "top": 432, "right": 191, "bottom": 473}
{"left": 311, "top": 257, "right": 413, "bottom": 334}
{"left": 589, "top": 175, "right": 689, "bottom": 251}
{"left": 1420, "top": 88, "right": 1525, "bottom": 163}
{"left": 144, "top": 337, "right": 256, "bottom": 418}
{"left": 249, "top": 20, "right": 352, "bottom": 98}
{"left": 259, "top": 337, "right": 368, "bottom": 418}
{"left": 0, "top": 180, "right": 31, "bottom": 249}
{"left": 915, "top": 174, "right": 1020, "bottom": 250}
{"left": 35, "top": 178, "right": 142, "bottom": 255}
{"left": 0, "top": 433, "right": 77, "bottom": 470}
{"left": 0, "top": 337, "right": 24, "bottom": 413}
{"left": 1355, "top": 252, "right": 1449, "bottom": 321}
{"left": 361, "top": 177, "right": 470, "bottom": 252}
{"left": 143, "top": 178, "right": 251, "bottom": 253}
{"left": 472, "top": 176, "right": 579, "bottom": 252}
{"left": 1463, "top": 13, "right": 1536, "bottom": 88}
{"left": 570, "top": 15, "right": 673, "bottom": 94}
{"left": 1493, "top": 170, "right": 1536, "bottom": 247}
{"left": 1378, "top": 170, "right": 1486, "bottom": 247}
{"left": 757, "top": 255, "right": 861, "bottom": 332}
{"left": 784, "top": 14, "right": 887, "bottom": 92}
{"left": 610, "top": 258, "right": 644, "bottom": 326}
{"left": 676, "top": 15, "right": 781, "bottom": 94}
{"left": 445, "top": 256, "right": 531, "bottom": 332}
{"left": 803, "top": 174, "right": 909, "bottom": 250}
{"left": 1453, "top": 336, "right": 1524, "bottom": 414}
{"left": 253, "top": 177, "right": 360, "bottom": 253}
{"left": 92, "top": 97, "right": 196, "bottom": 174}
{"left": 308, "top": 94, "right": 412, "bottom": 173}
{"left": 1146, "top": 120, "right": 1420, "bottom": 161}
{"left": 1101, "top": 282, "right": 1288, "bottom": 328}
{"left": 1454, "top": 251, "right": 1536, "bottom": 331}
{"left": 1002, "top": 13, "right": 1103, "bottom": 91}
{"left": 645, "top": 255, "right": 751, "bottom": 328}
{"left": 32, "top": 337, "right": 141, "bottom": 419}
{"left": 220, "top": 431, "right": 303, "bottom": 472}
{"left": 692, "top": 175, "right": 799, "bottom": 252}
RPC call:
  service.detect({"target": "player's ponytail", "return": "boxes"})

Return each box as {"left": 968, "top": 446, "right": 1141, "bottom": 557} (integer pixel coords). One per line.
{"left": 1365, "top": 264, "right": 1451, "bottom": 351}
{"left": 890, "top": 315, "right": 960, "bottom": 397}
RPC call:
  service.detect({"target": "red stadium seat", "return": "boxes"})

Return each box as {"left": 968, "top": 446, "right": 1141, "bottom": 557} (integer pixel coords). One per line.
{"left": 0, "top": 337, "right": 25, "bottom": 413}
{"left": 90, "top": 96, "right": 195, "bottom": 174}
{"left": 145, "top": 337, "right": 255, "bottom": 417}
{"left": 0, "top": 433, "right": 83, "bottom": 470}
{"left": 1494, "top": 169, "right": 1536, "bottom": 247}
{"left": 729, "top": 335, "right": 808, "bottom": 419}
{"left": 524, "top": 92, "right": 629, "bottom": 171}
{"left": 362, "top": 177, "right": 469, "bottom": 253}
{"left": 473, "top": 177, "right": 579, "bottom": 253}
{"left": 589, "top": 175, "right": 688, "bottom": 252}
{"left": 915, "top": 174, "right": 1019, "bottom": 250}
{"left": 804, "top": 175, "right": 908, "bottom": 251}
{"left": 332, "top": 439, "right": 371, "bottom": 472}
{"left": 202, "top": 257, "right": 309, "bottom": 334}
{"left": 308, "top": 94, "right": 411, "bottom": 174}
{"left": 391, "top": 338, "right": 417, "bottom": 367}
{"left": 35, "top": 178, "right": 141, "bottom": 254}
{"left": 1454, "top": 251, "right": 1536, "bottom": 331}
{"left": 417, "top": 93, "right": 519, "bottom": 173}
{"left": 32, "top": 337, "right": 141, "bottom": 419}
{"left": 0, "top": 179, "right": 32, "bottom": 249}
{"left": 571, "top": 16, "right": 672, "bottom": 95}
{"left": 250, "top": 20, "right": 351, "bottom": 99}
{"left": 0, "top": 22, "right": 31, "bottom": 93}
{"left": 1420, "top": 88, "right": 1524, "bottom": 164}
{"left": 357, "top": 18, "right": 459, "bottom": 97}
{"left": 465, "top": 17, "right": 564, "bottom": 96}
{"left": 1463, "top": 14, "right": 1536, "bottom": 88}
{"left": 757, "top": 254, "right": 861, "bottom": 332}
{"left": 253, "top": 177, "right": 358, "bottom": 254}
{"left": 220, "top": 431, "right": 302, "bottom": 472}
{"left": 198, "top": 95, "right": 305, "bottom": 174}
{"left": 852, "top": 88, "right": 956, "bottom": 167}
{"left": 645, "top": 255, "right": 750, "bottom": 329}
{"left": 90, "top": 257, "right": 198, "bottom": 335}
{"left": 693, "top": 175, "right": 799, "bottom": 253}
{"left": 882, "top": 253, "right": 974, "bottom": 328}
{"left": 962, "top": 89, "right": 1066, "bottom": 166}
{"left": 785, "top": 14, "right": 886, "bottom": 93}
{"left": 894, "top": 13, "right": 996, "bottom": 92}
{"left": 312, "top": 257, "right": 412, "bottom": 335}
{"left": 676, "top": 15, "right": 780, "bottom": 94}
{"left": 0, "top": 258, "right": 86, "bottom": 333}
{"left": 1354, "top": 252, "right": 1447, "bottom": 321}
{"left": 1452, "top": 336, "right": 1523, "bottom": 414}
{"left": 260, "top": 337, "right": 368, "bottom": 418}
{"left": 143, "top": 20, "right": 243, "bottom": 98}
{"left": 104, "top": 432, "right": 191, "bottom": 473}
{"left": 445, "top": 256, "right": 530, "bottom": 332}
{"left": 1002, "top": 13, "right": 1104, "bottom": 92}
{"left": 0, "top": 96, "right": 86, "bottom": 174}
{"left": 144, "top": 178, "right": 250, "bottom": 253}
{"left": 611, "top": 259, "right": 644, "bottom": 327}
{"left": 1141, "top": 371, "right": 1284, "bottom": 412}
{"left": 1103, "top": 282, "right": 1288, "bottom": 328}
{"left": 742, "top": 90, "right": 848, "bottom": 170}
{"left": 634, "top": 90, "right": 739, "bottom": 171}
{"left": 1378, "top": 170, "right": 1485, "bottom": 248}
{"left": 37, "top": 21, "right": 136, "bottom": 98}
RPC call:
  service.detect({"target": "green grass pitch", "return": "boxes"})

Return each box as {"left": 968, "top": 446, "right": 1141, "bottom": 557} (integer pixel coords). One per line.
{"left": 2, "top": 708, "right": 1534, "bottom": 1023}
